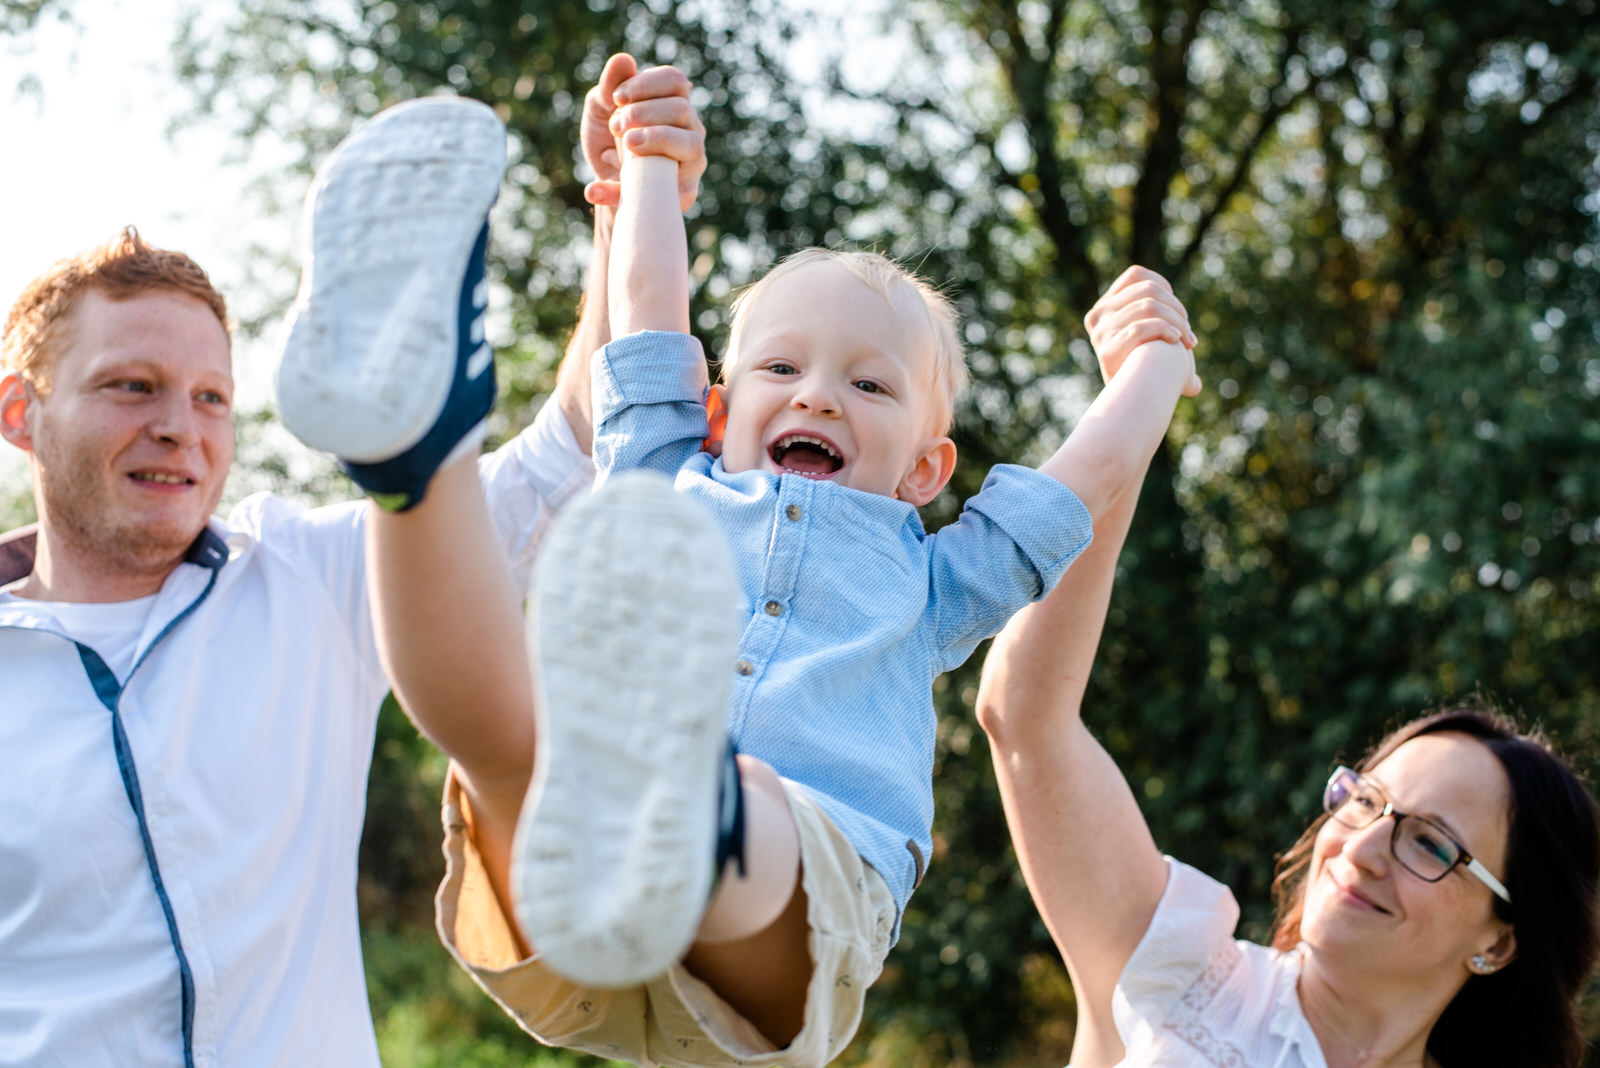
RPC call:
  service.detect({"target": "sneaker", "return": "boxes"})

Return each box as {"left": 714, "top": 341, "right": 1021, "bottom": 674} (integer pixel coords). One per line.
{"left": 513, "top": 471, "right": 744, "bottom": 987}
{"left": 276, "top": 95, "right": 506, "bottom": 511}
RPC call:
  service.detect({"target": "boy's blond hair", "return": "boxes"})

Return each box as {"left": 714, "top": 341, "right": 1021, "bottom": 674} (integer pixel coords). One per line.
{"left": 722, "top": 249, "right": 968, "bottom": 434}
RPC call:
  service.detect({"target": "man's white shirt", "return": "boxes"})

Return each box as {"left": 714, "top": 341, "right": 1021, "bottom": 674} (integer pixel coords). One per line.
{"left": 0, "top": 402, "right": 591, "bottom": 1067}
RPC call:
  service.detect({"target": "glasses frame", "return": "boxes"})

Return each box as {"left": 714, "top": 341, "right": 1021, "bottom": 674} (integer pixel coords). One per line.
{"left": 1323, "top": 765, "right": 1513, "bottom": 906}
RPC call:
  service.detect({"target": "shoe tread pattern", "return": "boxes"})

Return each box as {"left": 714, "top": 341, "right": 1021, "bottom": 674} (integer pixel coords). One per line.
{"left": 278, "top": 97, "right": 504, "bottom": 461}
{"left": 513, "top": 472, "right": 742, "bottom": 988}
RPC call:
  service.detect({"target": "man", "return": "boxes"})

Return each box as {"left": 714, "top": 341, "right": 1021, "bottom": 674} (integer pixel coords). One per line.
{"left": 0, "top": 61, "right": 703, "bottom": 1065}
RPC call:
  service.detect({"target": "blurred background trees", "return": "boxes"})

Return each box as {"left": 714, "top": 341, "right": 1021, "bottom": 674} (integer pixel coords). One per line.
{"left": 1, "top": 0, "right": 53, "bottom": 34}
{"left": 6, "top": 0, "right": 1599, "bottom": 1062}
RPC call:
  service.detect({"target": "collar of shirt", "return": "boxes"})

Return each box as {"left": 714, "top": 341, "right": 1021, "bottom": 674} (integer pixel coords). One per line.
{"left": 0, "top": 521, "right": 240, "bottom": 641}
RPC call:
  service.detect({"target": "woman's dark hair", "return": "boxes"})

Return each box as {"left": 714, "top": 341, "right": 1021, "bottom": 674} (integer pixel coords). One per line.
{"left": 1269, "top": 704, "right": 1600, "bottom": 1067}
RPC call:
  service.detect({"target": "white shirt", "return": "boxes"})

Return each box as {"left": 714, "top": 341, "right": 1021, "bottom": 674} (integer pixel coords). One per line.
{"left": 0, "top": 403, "right": 592, "bottom": 1068}
{"left": 1, "top": 593, "right": 158, "bottom": 680}
{"left": 1111, "top": 859, "right": 1327, "bottom": 1067}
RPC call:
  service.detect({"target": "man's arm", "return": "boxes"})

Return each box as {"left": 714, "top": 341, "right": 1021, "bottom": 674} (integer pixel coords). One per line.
{"left": 554, "top": 208, "right": 612, "bottom": 456}
{"left": 977, "top": 268, "right": 1195, "bottom": 1068}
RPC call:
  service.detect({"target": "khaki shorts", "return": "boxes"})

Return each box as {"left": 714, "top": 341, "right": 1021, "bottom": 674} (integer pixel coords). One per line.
{"left": 435, "top": 769, "right": 897, "bottom": 1068}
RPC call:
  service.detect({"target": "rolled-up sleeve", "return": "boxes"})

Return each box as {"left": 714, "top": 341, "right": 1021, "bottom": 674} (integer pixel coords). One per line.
{"left": 591, "top": 331, "right": 711, "bottom": 483}
{"left": 926, "top": 464, "right": 1093, "bottom": 668}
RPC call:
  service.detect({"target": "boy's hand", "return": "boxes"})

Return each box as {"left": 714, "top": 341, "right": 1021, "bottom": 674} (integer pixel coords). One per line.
{"left": 1084, "top": 266, "right": 1201, "bottom": 397}
{"left": 582, "top": 53, "right": 707, "bottom": 213}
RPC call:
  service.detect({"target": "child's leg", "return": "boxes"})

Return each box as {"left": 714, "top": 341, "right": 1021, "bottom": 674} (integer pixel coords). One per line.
{"left": 669, "top": 773, "right": 897, "bottom": 1064}
{"left": 694, "top": 758, "right": 803, "bottom": 944}
{"left": 366, "top": 457, "right": 535, "bottom": 923}
{"left": 276, "top": 97, "right": 536, "bottom": 917}
{"left": 685, "top": 754, "right": 811, "bottom": 1044}
{"left": 512, "top": 470, "right": 899, "bottom": 1060}
{"left": 512, "top": 472, "right": 824, "bottom": 1037}
{"left": 434, "top": 757, "right": 894, "bottom": 1068}
{"left": 513, "top": 470, "right": 745, "bottom": 983}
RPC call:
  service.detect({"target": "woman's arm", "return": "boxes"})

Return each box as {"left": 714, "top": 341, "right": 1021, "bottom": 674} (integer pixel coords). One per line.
{"left": 977, "top": 493, "right": 1165, "bottom": 1067}
{"left": 976, "top": 267, "right": 1191, "bottom": 1067}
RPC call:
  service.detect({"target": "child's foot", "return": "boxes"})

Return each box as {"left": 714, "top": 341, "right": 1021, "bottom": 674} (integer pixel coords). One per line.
{"left": 275, "top": 96, "right": 506, "bottom": 511}
{"left": 513, "top": 471, "right": 743, "bottom": 987}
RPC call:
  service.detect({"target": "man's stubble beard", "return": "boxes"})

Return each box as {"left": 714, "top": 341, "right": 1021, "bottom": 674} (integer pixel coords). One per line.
{"left": 30, "top": 440, "right": 217, "bottom": 587}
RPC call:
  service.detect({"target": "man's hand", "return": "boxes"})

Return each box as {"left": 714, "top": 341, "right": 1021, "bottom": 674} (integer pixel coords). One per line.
{"left": 581, "top": 53, "right": 706, "bottom": 213}
{"left": 1084, "top": 266, "right": 1201, "bottom": 396}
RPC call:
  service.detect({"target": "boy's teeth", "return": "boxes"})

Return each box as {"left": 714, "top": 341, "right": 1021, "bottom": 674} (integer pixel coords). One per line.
{"left": 136, "top": 473, "right": 187, "bottom": 484}
{"left": 778, "top": 434, "right": 837, "bottom": 456}
{"left": 770, "top": 434, "right": 845, "bottom": 476}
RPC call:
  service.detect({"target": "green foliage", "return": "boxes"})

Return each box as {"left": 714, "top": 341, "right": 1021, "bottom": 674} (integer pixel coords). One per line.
{"left": 1, "top": 0, "right": 72, "bottom": 99}
{"left": 173, "top": 0, "right": 1600, "bottom": 1063}
{"left": 361, "top": 697, "right": 632, "bottom": 1067}
{"left": 0, "top": 480, "right": 34, "bottom": 531}
{"left": 0, "top": 0, "right": 56, "bottom": 35}
{"left": 365, "top": 922, "right": 630, "bottom": 1067}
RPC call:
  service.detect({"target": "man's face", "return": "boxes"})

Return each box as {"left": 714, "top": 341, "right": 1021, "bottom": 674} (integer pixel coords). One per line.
{"left": 11, "top": 289, "right": 234, "bottom": 584}
{"left": 715, "top": 259, "right": 948, "bottom": 502}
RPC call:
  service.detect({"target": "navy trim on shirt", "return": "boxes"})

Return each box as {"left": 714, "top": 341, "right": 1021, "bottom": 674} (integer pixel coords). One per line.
{"left": 26, "top": 527, "right": 229, "bottom": 1068}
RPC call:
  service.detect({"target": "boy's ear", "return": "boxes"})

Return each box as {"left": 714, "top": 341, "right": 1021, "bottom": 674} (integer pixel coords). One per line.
{"left": 0, "top": 373, "right": 35, "bottom": 452}
{"left": 702, "top": 383, "right": 728, "bottom": 458}
{"left": 896, "top": 436, "right": 957, "bottom": 506}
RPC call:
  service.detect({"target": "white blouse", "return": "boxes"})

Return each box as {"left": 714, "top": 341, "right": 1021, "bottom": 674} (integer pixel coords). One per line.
{"left": 1110, "top": 859, "right": 1328, "bottom": 1067}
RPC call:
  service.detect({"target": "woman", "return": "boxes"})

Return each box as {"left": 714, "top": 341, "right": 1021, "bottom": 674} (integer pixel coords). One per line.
{"left": 977, "top": 270, "right": 1600, "bottom": 1066}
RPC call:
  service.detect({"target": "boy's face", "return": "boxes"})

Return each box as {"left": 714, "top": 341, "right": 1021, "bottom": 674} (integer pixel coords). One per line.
{"left": 713, "top": 260, "right": 955, "bottom": 505}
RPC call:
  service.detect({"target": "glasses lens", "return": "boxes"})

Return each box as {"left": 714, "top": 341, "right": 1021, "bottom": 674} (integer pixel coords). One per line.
{"left": 1393, "top": 817, "right": 1460, "bottom": 882}
{"left": 1323, "top": 772, "right": 1348, "bottom": 813}
{"left": 1325, "top": 768, "right": 1377, "bottom": 827}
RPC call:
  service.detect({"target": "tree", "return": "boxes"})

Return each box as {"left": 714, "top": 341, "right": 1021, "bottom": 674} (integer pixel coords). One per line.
{"left": 793, "top": 1, "right": 1600, "bottom": 1057}
{"left": 173, "top": 0, "right": 1600, "bottom": 1062}
{"left": 2, "top": 0, "right": 73, "bottom": 99}
{"left": 2, "top": 0, "right": 57, "bottom": 35}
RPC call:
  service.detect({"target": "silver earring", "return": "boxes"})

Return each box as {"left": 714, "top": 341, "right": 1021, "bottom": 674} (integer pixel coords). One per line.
{"left": 1471, "top": 954, "right": 1495, "bottom": 974}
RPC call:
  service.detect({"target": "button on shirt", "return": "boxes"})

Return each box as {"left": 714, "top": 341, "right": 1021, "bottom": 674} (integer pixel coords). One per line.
{"left": 1112, "top": 859, "right": 1327, "bottom": 1067}
{"left": 0, "top": 402, "right": 592, "bottom": 1067}
{"left": 593, "top": 332, "right": 1094, "bottom": 921}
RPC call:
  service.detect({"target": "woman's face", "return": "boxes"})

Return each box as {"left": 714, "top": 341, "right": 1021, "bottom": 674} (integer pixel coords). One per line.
{"left": 1300, "top": 731, "right": 1516, "bottom": 981}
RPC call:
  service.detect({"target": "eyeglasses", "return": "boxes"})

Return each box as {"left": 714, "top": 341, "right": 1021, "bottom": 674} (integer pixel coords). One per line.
{"left": 1323, "top": 766, "right": 1512, "bottom": 905}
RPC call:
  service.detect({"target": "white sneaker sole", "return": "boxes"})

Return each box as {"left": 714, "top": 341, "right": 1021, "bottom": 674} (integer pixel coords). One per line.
{"left": 276, "top": 96, "right": 505, "bottom": 462}
{"left": 513, "top": 471, "right": 742, "bottom": 987}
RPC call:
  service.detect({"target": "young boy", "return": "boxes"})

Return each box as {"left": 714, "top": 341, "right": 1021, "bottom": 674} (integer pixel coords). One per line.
{"left": 494, "top": 70, "right": 1203, "bottom": 1067}
{"left": 276, "top": 55, "right": 1198, "bottom": 1068}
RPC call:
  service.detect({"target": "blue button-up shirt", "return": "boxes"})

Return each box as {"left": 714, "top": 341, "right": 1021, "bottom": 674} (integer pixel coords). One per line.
{"left": 594, "top": 332, "right": 1093, "bottom": 922}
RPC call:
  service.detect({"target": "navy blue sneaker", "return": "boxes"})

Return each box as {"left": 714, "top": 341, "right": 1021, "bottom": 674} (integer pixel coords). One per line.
{"left": 512, "top": 471, "right": 745, "bottom": 986}
{"left": 276, "top": 96, "right": 506, "bottom": 511}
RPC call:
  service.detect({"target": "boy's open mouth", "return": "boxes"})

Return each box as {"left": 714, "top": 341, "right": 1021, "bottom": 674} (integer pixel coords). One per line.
{"left": 769, "top": 434, "right": 844, "bottom": 477}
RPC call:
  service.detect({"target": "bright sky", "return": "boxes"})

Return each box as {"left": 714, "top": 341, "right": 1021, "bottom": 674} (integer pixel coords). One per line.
{"left": 0, "top": 0, "right": 268, "bottom": 311}
{"left": 0, "top": 0, "right": 292, "bottom": 498}
{"left": 0, "top": 0, "right": 897, "bottom": 506}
